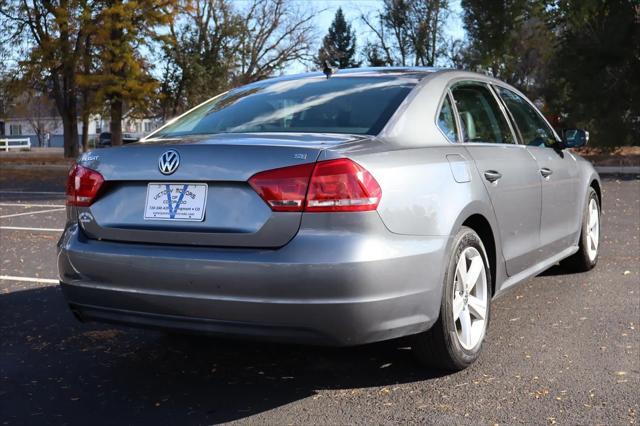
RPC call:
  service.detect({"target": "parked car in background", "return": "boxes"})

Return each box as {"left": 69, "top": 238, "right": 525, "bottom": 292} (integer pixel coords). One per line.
{"left": 59, "top": 68, "right": 600, "bottom": 371}
{"left": 97, "top": 132, "right": 140, "bottom": 147}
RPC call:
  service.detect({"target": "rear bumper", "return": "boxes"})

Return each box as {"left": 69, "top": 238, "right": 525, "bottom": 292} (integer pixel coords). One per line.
{"left": 57, "top": 213, "right": 449, "bottom": 346}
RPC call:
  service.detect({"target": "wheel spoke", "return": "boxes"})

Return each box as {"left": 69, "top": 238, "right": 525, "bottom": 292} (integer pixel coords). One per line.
{"left": 588, "top": 208, "right": 597, "bottom": 228}
{"left": 456, "top": 256, "right": 468, "bottom": 287}
{"left": 465, "top": 255, "right": 483, "bottom": 292}
{"left": 467, "top": 295, "right": 486, "bottom": 320}
{"left": 459, "top": 308, "right": 472, "bottom": 347}
{"left": 453, "top": 294, "right": 464, "bottom": 321}
{"left": 588, "top": 233, "right": 597, "bottom": 251}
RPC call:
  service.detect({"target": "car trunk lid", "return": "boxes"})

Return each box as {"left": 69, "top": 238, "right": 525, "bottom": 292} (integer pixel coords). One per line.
{"left": 76, "top": 134, "right": 361, "bottom": 247}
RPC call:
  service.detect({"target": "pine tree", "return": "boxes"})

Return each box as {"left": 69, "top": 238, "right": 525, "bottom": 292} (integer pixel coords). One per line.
{"left": 316, "top": 8, "right": 360, "bottom": 69}
{"left": 91, "top": 0, "right": 178, "bottom": 145}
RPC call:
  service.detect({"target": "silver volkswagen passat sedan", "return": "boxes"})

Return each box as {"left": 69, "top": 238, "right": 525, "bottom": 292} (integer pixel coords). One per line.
{"left": 58, "top": 68, "right": 601, "bottom": 370}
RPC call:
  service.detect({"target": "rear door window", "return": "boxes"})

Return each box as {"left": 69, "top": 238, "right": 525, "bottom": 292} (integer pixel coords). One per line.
{"left": 451, "top": 84, "right": 515, "bottom": 144}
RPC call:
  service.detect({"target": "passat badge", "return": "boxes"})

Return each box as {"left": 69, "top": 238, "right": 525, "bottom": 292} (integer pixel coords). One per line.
{"left": 158, "top": 150, "right": 180, "bottom": 175}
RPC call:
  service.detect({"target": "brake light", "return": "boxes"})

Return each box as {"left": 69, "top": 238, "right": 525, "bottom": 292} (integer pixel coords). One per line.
{"left": 306, "top": 159, "right": 382, "bottom": 212}
{"left": 248, "top": 163, "right": 314, "bottom": 211}
{"left": 66, "top": 164, "right": 105, "bottom": 206}
{"left": 248, "top": 159, "right": 381, "bottom": 213}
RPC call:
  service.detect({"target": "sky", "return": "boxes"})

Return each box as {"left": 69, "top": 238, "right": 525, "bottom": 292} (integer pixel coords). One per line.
{"left": 1, "top": 0, "right": 467, "bottom": 80}
{"left": 286, "top": 0, "right": 466, "bottom": 72}
{"left": 315, "top": 0, "right": 465, "bottom": 40}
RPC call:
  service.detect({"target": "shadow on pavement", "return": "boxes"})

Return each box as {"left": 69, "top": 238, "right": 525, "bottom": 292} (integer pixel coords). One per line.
{"left": 0, "top": 285, "right": 446, "bottom": 424}
{"left": 537, "top": 263, "right": 575, "bottom": 277}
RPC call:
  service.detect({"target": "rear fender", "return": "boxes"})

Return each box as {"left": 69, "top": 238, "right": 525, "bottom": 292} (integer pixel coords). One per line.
{"left": 320, "top": 144, "right": 508, "bottom": 298}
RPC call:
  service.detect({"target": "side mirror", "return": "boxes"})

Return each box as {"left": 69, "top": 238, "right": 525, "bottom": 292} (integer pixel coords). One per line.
{"left": 561, "top": 128, "right": 589, "bottom": 148}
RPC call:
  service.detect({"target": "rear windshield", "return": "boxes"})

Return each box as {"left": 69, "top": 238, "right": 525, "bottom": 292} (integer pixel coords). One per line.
{"left": 152, "top": 76, "right": 416, "bottom": 138}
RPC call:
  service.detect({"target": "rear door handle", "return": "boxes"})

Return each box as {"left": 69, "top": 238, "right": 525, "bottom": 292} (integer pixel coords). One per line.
{"left": 484, "top": 170, "right": 502, "bottom": 182}
{"left": 540, "top": 167, "right": 553, "bottom": 178}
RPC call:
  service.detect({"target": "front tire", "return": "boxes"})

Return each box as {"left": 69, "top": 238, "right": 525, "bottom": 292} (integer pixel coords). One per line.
{"left": 412, "top": 226, "right": 492, "bottom": 371}
{"left": 561, "top": 187, "right": 600, "bottom": 272}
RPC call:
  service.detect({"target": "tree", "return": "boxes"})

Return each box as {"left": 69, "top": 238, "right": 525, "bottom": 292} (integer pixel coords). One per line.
{"left": 19, "top": 93, "right": 61, "bottom": 147}
{"left": 461, "top": 0, "right": 554, "bottom": 98}
{"left": 443, "top": 38, "right": 466, "bottom": 69}
{"left": 462, "top": 0, "right": 527, "bottom": 76}
{"left": 460, "top": 0, "right": 639, "bottom": 147}
{"left": 158, "top": 0, "right": 316, "bottom": 117}
{"left": 316, "top": 7, "right": 360, "bottom": 69}
{"left": 234, "top": 0, "right": 316, "bottom": 84}
{"left": 362, "top": 0, "right": 450, "bottom": 67}
{"left": 1, "top": 0, "right": 93, "bottom": 157}
{"left": 363, "top": 44, "right": 391, "bottom": 67}
{"left": 78, "top": 27, "right": 100, "bottom": 153}
{"left": 546, "top": 0, "right": 640, "bottom": 146}
{"left": 0, "top": 73, "right": 9, "bottom": 126}
{"left": 90, "top": 0, "right": 178, "bottom": 145}
{"left": 158, "top": 0, "right": 243, "bottom": 119}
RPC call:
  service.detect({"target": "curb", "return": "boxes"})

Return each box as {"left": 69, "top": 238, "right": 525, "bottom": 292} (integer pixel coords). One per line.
{"left": 595, "top": 166, "right": 640, "bottom": 176}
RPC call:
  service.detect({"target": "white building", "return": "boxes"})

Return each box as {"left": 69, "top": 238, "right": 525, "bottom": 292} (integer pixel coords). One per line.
{"left": 0, "top": 94, "right": 161, "bottom": 147}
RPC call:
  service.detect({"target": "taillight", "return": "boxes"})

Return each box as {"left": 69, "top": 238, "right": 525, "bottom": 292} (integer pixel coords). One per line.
{"left": 306, "top": 159, "right": 381, "bottom": 212}
{"left": 248, "top": 163, "right": 314, "bottom": 211}
{"left": 248, "top": 158, "right": 381, "bottom": 213}
{"left": 66, "top": 164, "right": 105, "bottom": 206}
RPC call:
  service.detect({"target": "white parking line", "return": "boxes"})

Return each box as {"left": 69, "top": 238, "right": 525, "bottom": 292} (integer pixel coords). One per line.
{"left": 0, "top": 203, "right": 66, "bottom": 208}
{"left": 0, "top": 207, "right": 66, "bottom": 219}
{"left": 0, "top": 226, "right": 64, "bottom": 232}
{"left": 0, "top": 275, "right": 58, "bottom": 284}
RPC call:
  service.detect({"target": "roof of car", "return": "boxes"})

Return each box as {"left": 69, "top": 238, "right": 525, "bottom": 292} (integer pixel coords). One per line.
{"left": 248, "top": 67, "right": 498, "bottom": 88}
{"left": 245, "top": 67, "right": 445, "bottom": 85}
{"left": 317, "top": 66, "right": 443, "bottom": 76}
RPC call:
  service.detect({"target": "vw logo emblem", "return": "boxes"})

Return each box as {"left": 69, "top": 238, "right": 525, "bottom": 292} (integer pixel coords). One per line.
{"left": 158, "top": 150, "right": 180, "bottom": 175}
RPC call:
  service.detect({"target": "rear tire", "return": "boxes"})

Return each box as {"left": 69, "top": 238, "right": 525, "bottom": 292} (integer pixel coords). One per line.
{"left": 412, "top": 226, "right": 492, "bottom": 371}
{"left": 561, "top": 187, "right": 600, "bottom": 272}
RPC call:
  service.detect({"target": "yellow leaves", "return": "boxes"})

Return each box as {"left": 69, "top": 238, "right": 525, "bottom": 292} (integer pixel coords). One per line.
{"left": 17, "top": 0, "right": 176, "bottom": 120}
{"left": 86, "top": 0, "right": 170, "bottom": 107}
{"left": 532, "top": 388, "right": 550, "bottom": 399}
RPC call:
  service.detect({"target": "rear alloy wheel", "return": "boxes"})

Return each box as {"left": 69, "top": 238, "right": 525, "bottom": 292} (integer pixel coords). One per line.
{"left": 561, "top": 187, "right": 600, "bottom": 272}
{"left": 412, "top": 226, "right": 491, "bottom": 370}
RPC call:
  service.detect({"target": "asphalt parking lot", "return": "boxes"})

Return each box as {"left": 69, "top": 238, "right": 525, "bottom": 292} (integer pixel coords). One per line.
{"left": 1, "top": 168, "right": 638, "bottom": 425}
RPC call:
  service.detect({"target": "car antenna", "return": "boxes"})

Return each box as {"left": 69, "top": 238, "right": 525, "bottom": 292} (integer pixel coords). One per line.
{"left": 323, "top": 60, "right": 335, "bottom": 79}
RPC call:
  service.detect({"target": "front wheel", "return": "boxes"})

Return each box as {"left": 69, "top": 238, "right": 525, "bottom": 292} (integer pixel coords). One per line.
{"left": 561, "top": 187, "right": 600, "bottom": 272}
{"left": 412, "top": 226, "right": 492, "bottom": 371}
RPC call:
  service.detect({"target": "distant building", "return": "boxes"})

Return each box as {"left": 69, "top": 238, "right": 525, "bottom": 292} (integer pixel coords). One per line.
{"left": 0, "top": 93, "right": 162, "bottom": 147}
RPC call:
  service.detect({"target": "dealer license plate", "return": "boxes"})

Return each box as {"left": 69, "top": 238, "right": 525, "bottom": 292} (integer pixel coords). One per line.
{"left": 144, "top": 183, "right": 207, "bottom": 221}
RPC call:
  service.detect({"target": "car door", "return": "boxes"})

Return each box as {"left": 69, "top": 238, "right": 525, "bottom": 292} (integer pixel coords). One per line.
{"left": 451, "top": 82, "right": 543, "bottom": 277}
{"left": 494, "top": 85, "right": 581, "bottom": 258}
